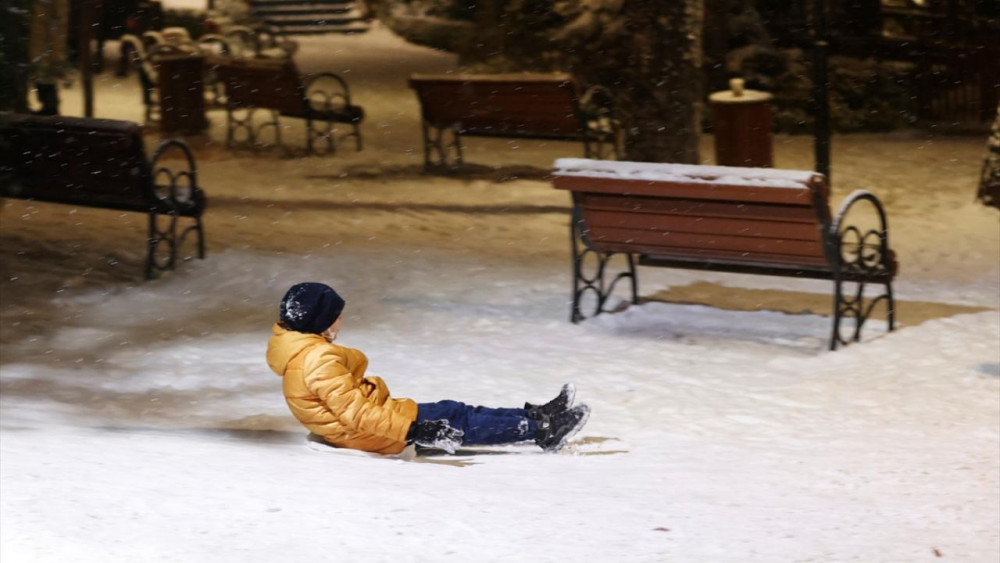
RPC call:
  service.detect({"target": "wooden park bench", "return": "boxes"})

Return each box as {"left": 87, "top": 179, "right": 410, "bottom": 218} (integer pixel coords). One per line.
{"left": 0, "top": 113, "right": 207, "bottom": 280}
{"left": 409, "top": 73, "right": 621, "bottom": 168}
{"left": 216, "top": 58, "right": 364, "bottom": 156}
{"left": 120, "top": 34, "right": 234, "bottom": 124}
{"left": 552, "top": 158, "right": 898, "bottom": 350}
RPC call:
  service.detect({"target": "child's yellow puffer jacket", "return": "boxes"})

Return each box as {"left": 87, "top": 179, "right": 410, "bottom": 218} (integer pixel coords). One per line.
{"left": 266, "top": 324, "right": 418, "bottom": 454}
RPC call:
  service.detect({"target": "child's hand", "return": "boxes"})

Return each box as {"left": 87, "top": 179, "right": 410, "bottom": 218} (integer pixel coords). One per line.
{"left": 408, "top": 419, "right": 464, "bottom": 454}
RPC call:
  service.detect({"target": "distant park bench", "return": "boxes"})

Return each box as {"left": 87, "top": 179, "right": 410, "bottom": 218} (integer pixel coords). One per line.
{"left": 408, "top": 73, "right": 621, "bottom": 168}
{"left": 216, "top": 58, "right": 364, "bottom": 156}
{"left": 552, "top": 158, "right": 898, "bottom": 350}
{"left": 119, "top": 32, "right": 236, "bottom": 123}
{"left": 0, "top": 113, "right": 207, "bottom": 280}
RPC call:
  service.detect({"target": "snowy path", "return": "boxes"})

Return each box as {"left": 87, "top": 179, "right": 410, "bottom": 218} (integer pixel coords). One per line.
{"left": 2, "top": 249, "right": 998, "bottom": 562}
{"left": 3, "top": 23, "right": 999, "bottom": 563}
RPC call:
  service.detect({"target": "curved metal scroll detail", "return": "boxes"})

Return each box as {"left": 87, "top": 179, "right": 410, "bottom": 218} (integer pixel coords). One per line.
{"left": 146, "top": 140, "right": 207, "bottom": 280}
{"left": 421, "top": 123, "right": 463, "bottom": 168}
{"left": 304, "top": 72, "right": 363, "bottom": 154}
{"left": 570, "top": 205, "right": 638, "bottom": 323}
{"left": 579, "top": 85, "right": 623, "bottom": 160}
{"left": 119, "top": 34, "right": 162, "bottom": 124}
{"left": 225, "top": 108, "right": 283, "bottom": 151}
{"left": 224, "top": 25, "right": 297, "bottom": 60}
{"left": 828, "top": 189, "right": 896, "bottom": 350}
{"left": 197, "top": 35, "right": 231, "bottom": 108}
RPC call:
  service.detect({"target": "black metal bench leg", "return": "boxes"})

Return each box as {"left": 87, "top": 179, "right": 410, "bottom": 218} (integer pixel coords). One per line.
{"left": 173, "top": 216, "right": 207, "bottom": 262}
{"left": 452, "top": 128, "right": 463, "bottom": 165}
{"left": 831, "top": 276, "right": 896, "bottom": 350}
{"left": 304, "top": 117, "right": 336, "bottom": 157}
{"left": 305, "top": 118, "right": 314, "bottom": 155}
{"left": 194, "top": 216, "right": 206, "bottom": 259}
{"left": 145, "top": 213, "right": 157, "bottom": 280}
{"left": 420, "top": 121, "right": 434, "bottom": 167}
{"left": 885, "top": 281, "right": 895, "bottom": 332}
{"left": 582, "top": 126, "right": 622, "bottom": 160}
{"left": 570, "top": 207, "right": 638, "bottom": 323}
{"left": 852, "top": 281, "right": 868, "bottom": 343}
{"left": 627, "top": 253, "right": 638, "bottom": 305}
{"left": 227, "top": 107, "right": 259, "bottom": 149}
{"left": 829, "top": 276, "right": 844, "bottom": 351}
{"left": 273, "top": 111, "right": 283, "bottom": 150}
{"left": 145, "top": 211, "right": 179, "bottom": 280}
{"left": 353, "top": 122, "right": 363, "bottom": 151}
{"left": 421, "top": 121, "right": 456, "bottom": 168}
{"left": 226, "top": 107, "right": 235, "bottom": 148}
{"left": 570, "top": 214, "right": 586, "bottom": 323}
{"left": 583, "top": 135, "right": 604, "bottom": 159}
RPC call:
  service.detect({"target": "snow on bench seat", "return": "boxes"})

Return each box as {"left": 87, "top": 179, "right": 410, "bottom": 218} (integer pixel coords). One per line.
{"left": 553, "top": 158, "right": 825, "bottom": 205}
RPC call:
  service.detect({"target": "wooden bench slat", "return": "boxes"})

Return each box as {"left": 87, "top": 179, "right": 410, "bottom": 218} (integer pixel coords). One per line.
{"left": 587, "top": 226, "right": 827, "bottom": 259}
{"left": 216, "top": 61, "right": 306, "bottom": 115}
{"left": 417, "top": 90, "right": 578, "bottom": 103}
{"left": 555, "top": 176, "right": 814, "bottom": 205}
{"left": 408, "top": 73, "right": 618, "bottom": 165}
{"left": 416, "top": 95, "right": 578, "bottom": 109}
{"left": 583, "top": 209, "right": 824, "bottom": 241}
{"left": 413, "top": 85, "right": 576, "bottom": 100}
{"left": 636, "top": 252, "right": 836, "bottom": 279}
{"left": 12, "top": 129, "right": 151, "bottom": 209}
{"left": 578, "top": 193, "right": 823, "bottom": 223}
{"left": 599, "top": 242, "right": 832, "bottom": 269}
{"left": 410, "top": 73, "right": 574, "bottom": 83}
{"left": 416, "top": 97, "right": 583, "bottom": 135}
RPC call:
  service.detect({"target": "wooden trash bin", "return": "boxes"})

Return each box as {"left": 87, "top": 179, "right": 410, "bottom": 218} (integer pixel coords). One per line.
{"left": 710, "top": 78, "right": 773, "bottom": 168}
{"left": 156, "top": 54, "right": 208, "bottom": 135}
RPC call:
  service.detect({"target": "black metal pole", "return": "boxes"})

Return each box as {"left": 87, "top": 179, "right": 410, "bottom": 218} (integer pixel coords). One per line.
{"left": 80, "top": 0, "right": 95, "bottom": 117}
{"left": 813, "top": 0, "right": 831, "bottom": 181}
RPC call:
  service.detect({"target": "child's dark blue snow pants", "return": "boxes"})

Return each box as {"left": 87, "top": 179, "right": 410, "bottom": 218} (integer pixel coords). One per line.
{"left": 416, "top": 401, "right": 537, "bottom": 445}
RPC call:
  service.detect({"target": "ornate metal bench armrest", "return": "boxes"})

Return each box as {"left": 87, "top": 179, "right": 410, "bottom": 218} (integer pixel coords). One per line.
{"left": 222, "top": 26, "right": 259, "bottom": 58}
{"left": 579, "top": 85, "right": 618, "bottom": 124}
{"left": 120, "top": 35, "right": 158, "bottom": 85}
{"left": 196, "top": 34, "right": 231, "bottom": 56}
{"left": 142, "top": 30, "right": 166, "bottom": 49}
{"left": 150, "top": 139, "right": 204, "bottom": 213}
{"left": 578, "top": 85, "right": 622, "bottom": 159}
{"left": 827, "top": 189, "right": 894, "bottom": 277}
{"left": 303, "top": 72, "right": 355, "bottom": 111}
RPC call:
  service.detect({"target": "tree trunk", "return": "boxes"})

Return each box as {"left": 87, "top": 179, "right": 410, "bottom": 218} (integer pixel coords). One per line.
{"left": 473, "top": 0, "right": 502, "bottom": 61}
{"left": 617, "top": 1, "right": 703, "bottom": 163}
{"left": 0, "top": 0, "right": 33, "bottom": 112}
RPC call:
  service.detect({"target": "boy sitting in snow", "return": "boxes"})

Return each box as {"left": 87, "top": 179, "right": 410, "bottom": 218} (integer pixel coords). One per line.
{"left": 266, "top": 282, "right": 590, "bottom": 454}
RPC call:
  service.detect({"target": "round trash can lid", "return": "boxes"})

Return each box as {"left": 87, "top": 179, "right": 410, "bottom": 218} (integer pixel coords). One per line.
{"left": 709, "top": 89, "right": 773, "bottom": 103}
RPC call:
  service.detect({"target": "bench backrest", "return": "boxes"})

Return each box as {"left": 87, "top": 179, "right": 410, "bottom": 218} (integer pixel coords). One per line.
{"left": 409, "top": 74, "right": 584, "bottom": 137}
{"left": 0, "top": 114, "right": 154, "bottom": 212}
{"left": 553, "top": 159, "right": 833, "bottom": 270}
{"left": 216, "top": 59, "right": 306, "bottom": 115}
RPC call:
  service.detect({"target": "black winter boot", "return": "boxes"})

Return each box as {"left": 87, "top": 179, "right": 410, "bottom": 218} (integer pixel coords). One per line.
{"left": 535, "top": 404, "right": 590, "bottom": 452}
{"left": 525, "top": 383, "right": 575, "bottom": 420}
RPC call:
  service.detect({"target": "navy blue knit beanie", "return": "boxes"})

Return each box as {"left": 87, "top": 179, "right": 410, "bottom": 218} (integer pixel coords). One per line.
{"left": 279, "top": 282, "right": 345, "bottom": 334}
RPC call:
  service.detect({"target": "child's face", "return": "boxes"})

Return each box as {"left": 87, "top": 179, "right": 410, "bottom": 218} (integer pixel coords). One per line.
{"left": 321, "top": 316, "right": 343, "bottom": 342}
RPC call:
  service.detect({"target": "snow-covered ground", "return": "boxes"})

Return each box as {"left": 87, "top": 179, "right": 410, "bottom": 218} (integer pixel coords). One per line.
{"left": 3, "top": 25, "right": 999, "bottom": 562}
